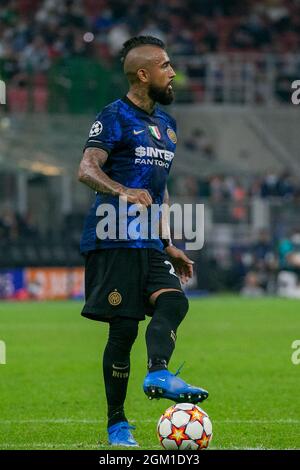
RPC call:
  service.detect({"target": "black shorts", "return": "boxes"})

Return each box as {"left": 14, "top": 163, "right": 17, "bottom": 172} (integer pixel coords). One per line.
{"left": 81, "top": 248, "right": 182, "bottom": 322}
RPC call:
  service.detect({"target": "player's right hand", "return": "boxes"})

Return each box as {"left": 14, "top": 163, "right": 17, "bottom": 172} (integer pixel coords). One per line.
{"left": 121, "top": 188, "right": 153, "bottom": 207}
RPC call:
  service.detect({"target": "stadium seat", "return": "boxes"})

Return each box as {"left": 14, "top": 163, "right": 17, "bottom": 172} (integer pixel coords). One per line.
{"left": 8, "top": 87, "right": 29, "bottom": 112}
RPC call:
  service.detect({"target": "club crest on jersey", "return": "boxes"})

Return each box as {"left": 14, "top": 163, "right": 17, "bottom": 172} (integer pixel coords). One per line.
{"left": 89, "top": 121, "right": 103, "bottom": 137}
{"left": 149, "top": 125, "right": 161, "bottom": 140}
{"left": 108, "top": 289, "right": 122, "bottom": 306}
{"left": 167, "top": 128, "right": 177, "bottom": 144}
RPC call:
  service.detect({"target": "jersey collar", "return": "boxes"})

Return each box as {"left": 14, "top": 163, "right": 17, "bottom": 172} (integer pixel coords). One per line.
{"left": 122, "top": 95, "right": 156, "bottom": 116}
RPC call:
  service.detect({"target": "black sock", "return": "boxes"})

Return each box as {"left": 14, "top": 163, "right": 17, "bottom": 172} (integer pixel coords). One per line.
{"left": 146, "top": 291, "right": 188, "bottom": 372}
{"left": 104, "top": 355, "right": 129, "bottom": 427}
{"left": 103, "top": 317, "right": 139, "bottom": 428}
{"left": 148, "top": 358, "right": 168, "bottom": 372}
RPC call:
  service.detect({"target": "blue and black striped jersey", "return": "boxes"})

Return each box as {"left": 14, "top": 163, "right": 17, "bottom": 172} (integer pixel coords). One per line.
{"left": 80, "top": 96, "right": 177, "bottom": 253}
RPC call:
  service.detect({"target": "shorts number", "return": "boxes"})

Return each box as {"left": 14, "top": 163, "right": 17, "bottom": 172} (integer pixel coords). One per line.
{"left": 164, "top": 260, "right": 178, "bottom": 277}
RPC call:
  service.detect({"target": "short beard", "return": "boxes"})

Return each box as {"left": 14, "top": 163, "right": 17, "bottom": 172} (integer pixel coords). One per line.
{"left": 148, "top": 83, "right": 174, "bottom": 105}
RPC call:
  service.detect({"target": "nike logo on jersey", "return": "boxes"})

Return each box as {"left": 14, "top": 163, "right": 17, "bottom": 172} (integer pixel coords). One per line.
{"left": 133, "top": 129, "right": 145, "bottom": 135}
{"left": 158, "top": 378, "right": 166, "bottom": 382}
{"left": 112, "top": 364, "right": 129, "bottom": 370}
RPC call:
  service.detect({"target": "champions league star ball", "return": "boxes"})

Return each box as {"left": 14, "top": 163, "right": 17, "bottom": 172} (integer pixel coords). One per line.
{"left": 157, "top": 403, "right": 213, "bottom": 450}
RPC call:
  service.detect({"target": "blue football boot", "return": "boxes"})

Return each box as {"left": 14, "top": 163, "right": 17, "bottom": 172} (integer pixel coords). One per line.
{"left": 143, "top": 365, "right": 209, "bottom": 404}
{"left": 108, "top": 421, "right": 139, "bottom": 447}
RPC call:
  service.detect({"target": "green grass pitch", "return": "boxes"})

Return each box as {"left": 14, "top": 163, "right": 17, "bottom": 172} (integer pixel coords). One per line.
{"left": 0, "top": 297, "right": 299, "bottom": 450}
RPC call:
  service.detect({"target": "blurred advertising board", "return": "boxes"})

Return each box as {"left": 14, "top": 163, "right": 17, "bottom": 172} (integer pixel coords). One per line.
{"left": 0, "top": 268, "right": 84, "bottom": 300}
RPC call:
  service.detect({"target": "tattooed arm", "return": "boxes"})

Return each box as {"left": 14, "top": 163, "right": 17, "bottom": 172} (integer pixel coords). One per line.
{"left": 78, "top": 147, "right": 153, "bottom": 206}
{"left": 78, "top": 147, "right": 124, "bottom": 195}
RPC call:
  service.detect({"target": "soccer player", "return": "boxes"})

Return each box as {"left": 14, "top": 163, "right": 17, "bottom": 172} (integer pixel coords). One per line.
{"left": 78, "top": 36, "right": 208, "bottom": 447}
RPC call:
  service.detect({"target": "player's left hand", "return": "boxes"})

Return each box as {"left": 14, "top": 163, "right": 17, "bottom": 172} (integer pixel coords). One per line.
{"left": 165, "top": 245, "right": 194, "bottom": 284}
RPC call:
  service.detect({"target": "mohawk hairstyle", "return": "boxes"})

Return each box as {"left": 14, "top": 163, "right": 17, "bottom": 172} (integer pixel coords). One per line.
{"left": 120, "top": 36, "right": 165, "bottom": 63}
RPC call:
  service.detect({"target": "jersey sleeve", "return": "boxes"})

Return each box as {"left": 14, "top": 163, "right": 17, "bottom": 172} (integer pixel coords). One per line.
{"left": 170, "top": 115, "right": 177, "bottom": 133}
{"left": 83, "top": 104, "right": 122, "bottom": 153}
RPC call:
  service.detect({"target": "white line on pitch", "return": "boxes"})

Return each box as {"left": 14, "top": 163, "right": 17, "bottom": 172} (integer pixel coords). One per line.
{"left": 0, "top": 444, "right": 296, "bottom": 450}
{"left": 0, "top": 418, "right": 300, "bottom": 424}
{"left": 0, "top": 443, "right": 162, "bottom": 449}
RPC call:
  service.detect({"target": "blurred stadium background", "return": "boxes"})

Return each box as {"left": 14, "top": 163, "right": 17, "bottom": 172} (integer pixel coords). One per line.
{"left": 1, "top": 0, "right": 300, "bottom": 300}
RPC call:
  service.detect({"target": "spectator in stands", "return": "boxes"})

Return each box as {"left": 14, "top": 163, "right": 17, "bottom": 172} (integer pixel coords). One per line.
{"left": 0, "top": 207, "right": 39, "bottom": 242}
{"left": 1, "top": 0, "right": 300, "bottom": 83}
{"left": 19, "top": 35, "right": 50, "bottom": 73}
{"left": 279, "top": 228, "right": 300, "bottom": 272}
{"left": 252, "top": 230, "right": 278, "bottom": 293}
{"left": 0, "top": 207, "right": 19, "bottom": 241}
{"left": 260, "top": 171, "right": 280, "bottom": 197}
{"left": 240, "top": 271, "right": 265, "bottom": 297}
{"left": 277, "top": 228, "right": 300, "bottom": 297}
{"left": 230, "top": 178, "right": 247, "bottom": 223}
{"left": 184, "top": 129, "right": 217, "bottom": 161}
{"left": 276, "top": 170, "right": 295, "bottom": 198}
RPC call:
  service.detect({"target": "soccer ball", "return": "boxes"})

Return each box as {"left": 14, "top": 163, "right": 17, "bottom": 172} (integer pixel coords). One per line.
{"left": 157, "top": 403, "right": 212, "bottom": 450}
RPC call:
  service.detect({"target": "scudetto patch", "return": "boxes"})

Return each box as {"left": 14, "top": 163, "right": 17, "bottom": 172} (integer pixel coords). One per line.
{"left": 167, "top": 128, "right": 177, "bottom": 144}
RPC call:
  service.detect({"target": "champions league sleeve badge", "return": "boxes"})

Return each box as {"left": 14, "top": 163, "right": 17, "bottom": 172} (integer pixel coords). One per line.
{"left": 89, "top": 121, "right": 103, "bottom": 137}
